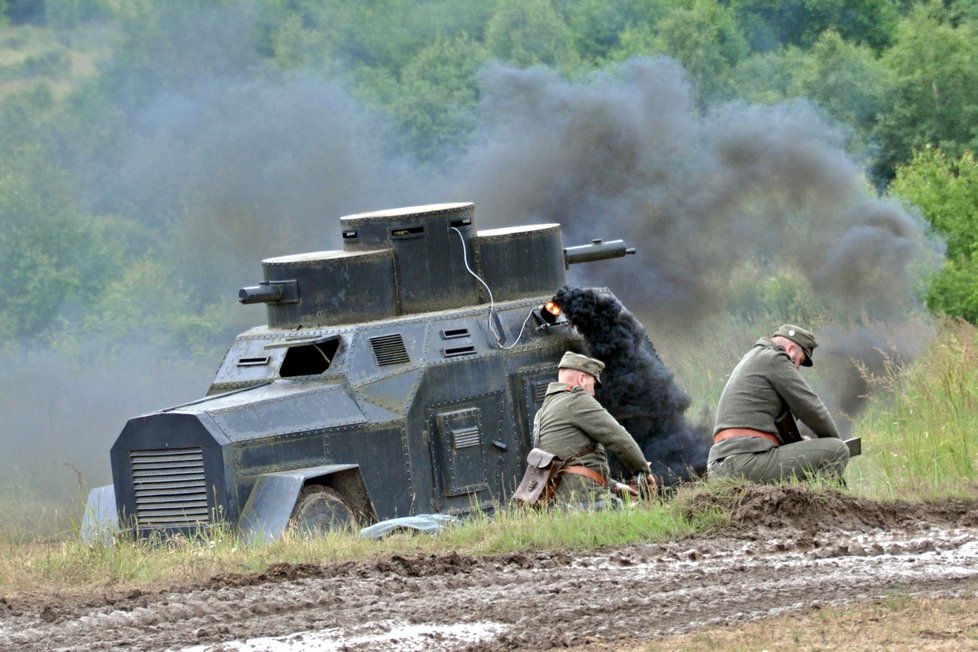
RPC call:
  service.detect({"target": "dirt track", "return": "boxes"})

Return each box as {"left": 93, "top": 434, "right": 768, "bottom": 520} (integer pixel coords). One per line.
{"left": 2, "top": 486, "right": 978, "bottom": 651}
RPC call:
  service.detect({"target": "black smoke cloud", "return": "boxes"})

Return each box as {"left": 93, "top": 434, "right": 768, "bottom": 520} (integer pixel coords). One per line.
{"left": 454, "top": 59, "right": 935, "bottom": 324}
{"left": 554, "top": 287, "right": 710, "bottom": 485}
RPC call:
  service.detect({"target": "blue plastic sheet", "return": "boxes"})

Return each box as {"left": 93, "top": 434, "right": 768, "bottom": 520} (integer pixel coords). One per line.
{"left": 359, "top": 514, "right": 460, "bottom": 539}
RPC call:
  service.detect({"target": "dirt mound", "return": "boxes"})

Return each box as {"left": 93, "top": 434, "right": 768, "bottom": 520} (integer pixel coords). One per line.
{"left": 681, "top": 482, "right": 978, "bottom": 533}
{"left": 206, "top": 562, "right": 326, "bottom": 589}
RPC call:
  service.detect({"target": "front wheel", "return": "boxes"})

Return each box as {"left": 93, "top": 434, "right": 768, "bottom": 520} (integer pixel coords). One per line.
{"left": 290, "top": 485, "right": 356, "bottom": 535}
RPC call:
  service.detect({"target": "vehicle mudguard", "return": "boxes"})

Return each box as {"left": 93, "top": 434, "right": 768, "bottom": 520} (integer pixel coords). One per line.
{"left": 238, "top": 464, "right": 375, "bottom": 543}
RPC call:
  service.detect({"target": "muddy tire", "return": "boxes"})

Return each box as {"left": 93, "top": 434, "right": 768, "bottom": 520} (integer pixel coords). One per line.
{"left": 290, "top": 485, "right": 356, "bottom": 535}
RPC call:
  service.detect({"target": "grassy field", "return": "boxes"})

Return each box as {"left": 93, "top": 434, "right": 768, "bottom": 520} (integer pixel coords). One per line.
{"left": 0, "top": 490, "right": 727, "bottom": 594}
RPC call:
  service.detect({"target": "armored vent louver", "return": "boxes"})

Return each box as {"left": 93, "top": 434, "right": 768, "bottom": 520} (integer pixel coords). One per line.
{"left": 370, "top": 333, "right": 410, "bottom": 366}
{"left": 452, "top": 425, "right": 481, "bottom": 449}
{"left": 532, "top": 381, "right": 549, "bottom": 404}
{"left": 130, "top": 447, "right": 210, "bottom": 529}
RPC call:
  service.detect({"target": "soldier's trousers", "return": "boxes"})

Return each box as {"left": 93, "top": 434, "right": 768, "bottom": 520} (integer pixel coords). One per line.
{"left": 551, "top": 473, "right": 621, "bottom": 510}
{"left": 708, "top": 438, "right": 849, "bottom": 484}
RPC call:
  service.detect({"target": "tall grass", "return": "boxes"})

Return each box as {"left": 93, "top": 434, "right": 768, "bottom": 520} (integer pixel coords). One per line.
{"left": 439, "top": 497, "right": 722, "bottom": 554}
{"left": 0, "top": 483, "right": 82, "bottom": 544}
{"left": 849, "top": 318, "right": 978, "bottom": 500}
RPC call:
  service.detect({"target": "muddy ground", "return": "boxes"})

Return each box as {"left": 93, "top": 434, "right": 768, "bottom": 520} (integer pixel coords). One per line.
{"left": 3, "top": 485, "right": 978, "bottom": 651}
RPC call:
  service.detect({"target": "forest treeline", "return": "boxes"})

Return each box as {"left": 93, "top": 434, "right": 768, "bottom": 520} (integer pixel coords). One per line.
{"left": 1, "top": 0, "right": 977, "bottom": 357}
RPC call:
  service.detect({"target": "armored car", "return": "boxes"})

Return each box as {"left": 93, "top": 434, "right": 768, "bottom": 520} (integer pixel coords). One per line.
{"left": 82, "top": 202, "right": 633, "bottom": 542}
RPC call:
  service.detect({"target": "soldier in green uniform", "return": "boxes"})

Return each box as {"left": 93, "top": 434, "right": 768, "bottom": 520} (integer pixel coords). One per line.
{"left": 708, "top": 324, "right": 849, "bottom": 483}
{"left": 535, "top": 351, "right": 651, "bottom": 506}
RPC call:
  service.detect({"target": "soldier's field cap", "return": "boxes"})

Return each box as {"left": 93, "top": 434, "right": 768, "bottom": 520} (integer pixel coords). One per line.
{"left": 772, "top": 324, "right": 817, "bottom": 367}
{"left": 559, "top": 351, "right": 605, "bottom": 386}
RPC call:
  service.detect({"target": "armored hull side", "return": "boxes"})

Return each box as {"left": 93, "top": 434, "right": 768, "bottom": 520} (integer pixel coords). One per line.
{"left": 108, "top": 294, "right": 584, "bottom": 537}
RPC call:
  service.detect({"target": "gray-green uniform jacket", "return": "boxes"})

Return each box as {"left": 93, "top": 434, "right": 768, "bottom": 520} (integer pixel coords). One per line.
{"left": 709, "top": 338, "right": 841, "bottom": 465}
{"left": 536, "top": 382, "right": 647, "bottom": 500}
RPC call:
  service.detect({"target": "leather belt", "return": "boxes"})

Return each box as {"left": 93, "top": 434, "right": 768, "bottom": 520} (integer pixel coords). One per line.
{"left": 714, "top": 428, "right": 781, "bottom": 446}
{"left": 561, "top": 465, "right": 608, "bottom": 487}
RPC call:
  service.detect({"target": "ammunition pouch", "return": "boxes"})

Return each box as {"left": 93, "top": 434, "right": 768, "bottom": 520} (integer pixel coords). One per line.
{"left": 512, "top": 448, "right": 564, "bottom": 507}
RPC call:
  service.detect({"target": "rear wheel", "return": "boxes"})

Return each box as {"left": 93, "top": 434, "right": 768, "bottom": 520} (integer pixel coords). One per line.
{"left": 290, "top": 485, "right": 356, "bottom": 535}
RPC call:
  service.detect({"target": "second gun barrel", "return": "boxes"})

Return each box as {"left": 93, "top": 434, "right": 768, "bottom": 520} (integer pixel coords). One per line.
{"left": 563, "top": 239, "right": 636, "bottom": 266}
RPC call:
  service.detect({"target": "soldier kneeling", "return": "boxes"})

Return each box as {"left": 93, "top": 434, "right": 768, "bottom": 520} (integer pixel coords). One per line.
{"left": 517, "top": 351, "right": 654, "bottom": 509}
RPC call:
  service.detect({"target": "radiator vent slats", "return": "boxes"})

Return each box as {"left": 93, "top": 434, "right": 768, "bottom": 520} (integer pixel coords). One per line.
{"left": 130, "top": 448, "right": 210, "bottom": 528}
{"left": 370, "top": 333, "right": 410, "bottom": 366}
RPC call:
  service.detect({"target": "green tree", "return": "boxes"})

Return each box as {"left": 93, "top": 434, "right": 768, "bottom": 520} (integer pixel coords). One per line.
{"left": 950, "top": 0, "right": 978, "bottom": 24}
{"left": 729, "top": 46, "right": 812, "bottom": 105}
{"left": 486, "top": 0, "right": 578, "bottom": 70}
{"left": 0, "top": 141, "right": 126, "bottom": 340}
{"left": 104, "top": 0, "right": 266, "bottom": 111}
{"left": 874, "top": 1, "right": 978, "bottom": 180}
{"left": 795, "top": 31, "right": 890, "bottom": 127}
{"left": 613, "top": 0, "right": 747, "bottom": 102}
{"left": 891, "top": 148, "right": 978, "bottom": 260}
{"left": 925, "top": 258, "right": 978, "bottom": 323}
{"left": 728, "top": 0, "right": 903, "bottom": 52}
{"left": 656, "top": 0, "right": 748, "bottom": 101}
{"left": 79, "top": 256, "right": 234, "bottom": 356}
{"left": 554, "top": 0, "right": 667, "bottom": 64}
{"left": 389, "top": 34, "right": 488, "bottom": 162}
{"left": 791, "top": 30, "right": 893, "bottom": 161}
{"left": 263, "top": 9, "right": 334, "bottom": 72}
{"left": 261, "top": 0, "right": 495, "bottom": 75}
{"left": 890, "top": 147, "right": 978, "bottom": 321}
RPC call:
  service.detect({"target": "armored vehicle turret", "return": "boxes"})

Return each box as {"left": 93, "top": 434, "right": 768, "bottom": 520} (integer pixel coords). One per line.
{"left": 82, "top": 203, "right": 634, "bottom": 542}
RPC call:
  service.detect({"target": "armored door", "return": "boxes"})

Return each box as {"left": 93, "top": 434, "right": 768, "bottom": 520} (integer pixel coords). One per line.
{"left": 428, "top": 393, "right": 507, "bottom": 513}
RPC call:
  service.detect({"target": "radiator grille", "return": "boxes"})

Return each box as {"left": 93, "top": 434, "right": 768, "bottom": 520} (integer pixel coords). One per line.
{"left": 130, "top": 447, "right": 210, "bottom": 528}
{"left": 370, "top": 333, "right": 410, "bottom": 366}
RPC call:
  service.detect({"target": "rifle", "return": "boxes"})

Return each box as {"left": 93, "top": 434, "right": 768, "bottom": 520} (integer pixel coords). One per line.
{"left": 775, "top": 409, "right": 861, "bottom": 457}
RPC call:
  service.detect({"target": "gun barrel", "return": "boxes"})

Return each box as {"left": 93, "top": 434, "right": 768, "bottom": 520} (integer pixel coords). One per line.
{"left": 239, "top": 283, "right": 284, "bottom": 304}
{"left": 563, "top": 239, "right": 636, "bottom": 267}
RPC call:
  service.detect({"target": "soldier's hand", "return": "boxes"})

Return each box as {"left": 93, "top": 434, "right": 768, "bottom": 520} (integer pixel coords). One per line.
{"left": 631, "top": 471, "right": 659, "bottom": 500}
{"left": 612, "top": 481, "right": 639, "bottom": 497}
